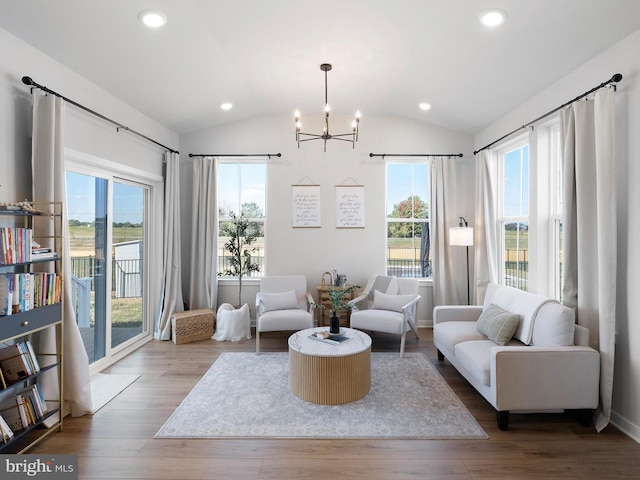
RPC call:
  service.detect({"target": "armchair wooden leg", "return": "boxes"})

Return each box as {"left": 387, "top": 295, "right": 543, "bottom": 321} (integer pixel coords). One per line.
{"left": 256, "top": 329, "right": 260, "bottom": 354}
{"left": 437, "top": 349, "right": 444, "bottom": 361}
{"left": 399, "top": 331, "right": 406, "bottom": 358}
{"left": 497, "top": 411, "right": 509, "bottom": 431}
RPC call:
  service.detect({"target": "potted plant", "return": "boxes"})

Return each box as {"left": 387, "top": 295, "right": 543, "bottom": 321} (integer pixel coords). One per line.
{"left": 218, "top": 211, "right": 261, "bottom": 307}
{"left": 327, "top": 285, "right": 359, "bottom": 334}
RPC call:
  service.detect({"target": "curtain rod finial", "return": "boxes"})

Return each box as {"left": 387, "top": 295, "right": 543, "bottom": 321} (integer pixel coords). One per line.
{"left": 22, "top": 76, "right": 34, "bottom": 86}
{"left": 612, "top": 73, "right": 623, "bottom": 83}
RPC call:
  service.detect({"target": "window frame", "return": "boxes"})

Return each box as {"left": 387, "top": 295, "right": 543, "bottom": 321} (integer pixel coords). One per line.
{"left": 64, "top": 148, "right": 162, "bottom": 374}
{"left": 216, "top": 159, "right": 267, "bottom": 279}
{"left": 384, "top": 159, "right": 431, "bottom": 279}
{"left": 495, "top": 135, "right": 530, "bottom": 291}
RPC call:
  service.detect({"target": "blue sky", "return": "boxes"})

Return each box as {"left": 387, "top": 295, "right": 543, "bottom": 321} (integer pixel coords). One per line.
{"left": 386, "top": 163, "right": 429, "bottom": 216}
{"left": 503, "top": 145, "right": 529, "bottom": 218}
{"left": 66, "top": 172, "right": 144, "bottom": 224}
{"left": 218, "top": 163, "right": 266, "bottom": 216}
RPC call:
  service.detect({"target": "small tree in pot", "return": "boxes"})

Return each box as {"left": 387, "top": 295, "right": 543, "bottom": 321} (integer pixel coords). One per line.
{"left": 218, "top": 211, "right": 261, "bottom": 307}
{"left": 327, "top": 285, "right": 360, "bottom": 334}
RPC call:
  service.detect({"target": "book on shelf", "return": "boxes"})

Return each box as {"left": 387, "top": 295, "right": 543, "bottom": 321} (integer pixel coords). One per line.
{"left": 0, "top": 273, "right": 60, "bottom": 315}
{"left": 0, "top": 412, "right": 14, "bottom": 443}
{"left": 0, "top": 384, "right": 48, "bottom": 435}
{"left": 0, "top": 341, "right": 40, "bottom": 384}
{"left": 0, "top": 396, "right": 30, "bottom": 432}
{"left": 0, "top": 227, "right": 32, "bottom": 265}
{"left": 0, "top": 274, "right": 12, "bottom": 316}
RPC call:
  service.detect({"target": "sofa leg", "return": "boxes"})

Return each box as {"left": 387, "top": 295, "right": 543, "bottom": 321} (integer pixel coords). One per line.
{"left": 497, "top": 411, "right": 509, "bottom": 431}
{"left": 577, "top": 409, "right": 593, "bottom": 427}
{"left": 436, "top": 349, "right": 444, "bottom": 361}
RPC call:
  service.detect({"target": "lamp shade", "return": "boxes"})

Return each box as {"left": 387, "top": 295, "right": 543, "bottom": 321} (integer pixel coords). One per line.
{"left": 449, "top": 226, "right": 474, "bottom": 246}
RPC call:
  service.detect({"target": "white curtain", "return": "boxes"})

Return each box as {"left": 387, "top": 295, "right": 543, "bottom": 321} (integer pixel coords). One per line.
{"left": 155, "top": 151, "right": 184, "bottom": 340}
{"left": 473, "top": 149, "right": 500, "bottom": 304}
{"left": 31, "top": 93, "right": 92, "bottom": 418}
{"left": 188, "top": 156, "right": 218, "bottom": 310}
{"left": 430, "top": 157, "right": 459, "bottom": 305}
{"left": 560, "top": 87, "right": 616, "bottom": 432}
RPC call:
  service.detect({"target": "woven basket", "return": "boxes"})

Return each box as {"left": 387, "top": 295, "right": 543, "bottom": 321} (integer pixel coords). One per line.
{"left": 171, "top": 308, "right": 215, "bottom": 345}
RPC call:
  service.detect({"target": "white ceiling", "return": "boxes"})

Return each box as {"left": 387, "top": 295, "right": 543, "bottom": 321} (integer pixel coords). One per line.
{"left": 1, "top": 0, "right": 640, "bottom": 136}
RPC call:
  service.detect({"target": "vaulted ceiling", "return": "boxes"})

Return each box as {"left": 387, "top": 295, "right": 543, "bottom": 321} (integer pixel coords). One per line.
{"left": 2, "top": 0, "right": 640, "bottom": 135}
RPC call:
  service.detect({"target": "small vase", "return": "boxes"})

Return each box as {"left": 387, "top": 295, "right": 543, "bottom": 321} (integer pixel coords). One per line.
{"left": 329, "top": 311, "right": 340, "bottom": 334}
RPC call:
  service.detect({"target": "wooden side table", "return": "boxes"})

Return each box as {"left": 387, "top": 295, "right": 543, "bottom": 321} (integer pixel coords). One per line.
{"left": 315, "top": 284, "right": 357, "bottom": 327}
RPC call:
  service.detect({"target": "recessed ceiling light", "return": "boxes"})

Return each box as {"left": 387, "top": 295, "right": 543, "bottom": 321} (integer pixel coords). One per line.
{"left": 419, "top": 103, "right": 432, "bottom": 111}
{"left": 479, "top": 9, "right": 507, "bottom": 27}
{"left": 220, "top": 103, "right": 233, "bottom": 111}
{"left": 138, "top": 10, "right": 167, "bottom": 28}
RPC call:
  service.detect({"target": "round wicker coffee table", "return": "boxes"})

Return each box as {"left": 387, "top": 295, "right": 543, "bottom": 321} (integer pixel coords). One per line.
{"left": 288, "top": 327, "right": 371, "bottom": 405}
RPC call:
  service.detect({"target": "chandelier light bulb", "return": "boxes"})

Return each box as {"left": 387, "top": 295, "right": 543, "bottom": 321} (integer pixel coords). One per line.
{"left": 294, "top": 63, "right": 360, "bottom": 151}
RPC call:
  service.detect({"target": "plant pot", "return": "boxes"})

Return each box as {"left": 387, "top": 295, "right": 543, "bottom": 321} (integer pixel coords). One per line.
{"left": 329, "top": 311, "right": 340, "bottom": 334}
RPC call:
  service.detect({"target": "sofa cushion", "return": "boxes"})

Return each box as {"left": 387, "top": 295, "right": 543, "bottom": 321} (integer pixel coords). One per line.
{"left": 372, "top": 290, "right": 416, "bottom": 312}
{"left": 476, "top": 304, "right": 521, "bottom": 346}
{"left": 531, "top": 302, "right": 575, "bottom": 346}
{"left": 484, "top": 283, "right": 558, "bottom": 345}
{"left": 260, "top": 290, "right": 299, "bottom": 313}
{"left": 433, "top": 321, "right": 486, "bottom": 353}
{"left": 454, "top": 340, "right": 495, "bottom": 386}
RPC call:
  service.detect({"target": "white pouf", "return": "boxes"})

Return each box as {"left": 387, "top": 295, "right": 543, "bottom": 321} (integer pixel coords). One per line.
{"left": 213, "top": 303, "right": 251, "bottom": 341}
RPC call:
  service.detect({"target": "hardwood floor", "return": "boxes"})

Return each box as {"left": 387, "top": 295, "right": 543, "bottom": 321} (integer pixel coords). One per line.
{"left": 31, "top": 328, "right": 640, "bottom": 479}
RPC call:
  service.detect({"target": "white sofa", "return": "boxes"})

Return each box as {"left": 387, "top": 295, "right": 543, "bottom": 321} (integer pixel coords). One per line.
{"left": 433, "top": 283, "right": 600, "bottom": 430}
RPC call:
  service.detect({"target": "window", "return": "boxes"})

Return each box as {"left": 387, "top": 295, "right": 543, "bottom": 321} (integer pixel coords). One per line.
{"left": 217, "top": 161, "right": 266, "bottom": 277}
{"left": 65, "top": 149, "right": 161, "bottom": 372}
{"left": 385, "top": 162, "right": 430, "bottom": 278}
{"left": 497, "top": 139, "right": 529, "bottom": 290}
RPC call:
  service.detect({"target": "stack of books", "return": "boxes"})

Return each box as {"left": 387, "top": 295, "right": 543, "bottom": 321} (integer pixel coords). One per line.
{"left": 0, "top": 384, "right": 48, "bottom": 433}
{"left": 0, "top": 341, "right": 41, "bottom": 388}
{"left": 0, "top": 227, "right": 32, "bottom": 264}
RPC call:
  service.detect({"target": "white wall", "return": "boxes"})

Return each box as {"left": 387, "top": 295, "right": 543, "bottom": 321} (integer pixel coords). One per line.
{"left": 0, "top": 27, "right": 178, "bottom": 204}
{"left": 180, "top": 113, "right": 475, "bottom": 324}
{"left": 474, "top": 28, "right": 640, "bottom": 441}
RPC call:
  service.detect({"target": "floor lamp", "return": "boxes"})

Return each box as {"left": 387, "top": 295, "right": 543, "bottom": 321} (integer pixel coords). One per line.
{"left": 449, "top": 217, "right": 474, "bottom": 305}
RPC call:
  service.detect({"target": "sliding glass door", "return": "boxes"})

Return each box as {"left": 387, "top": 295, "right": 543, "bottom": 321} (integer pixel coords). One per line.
{"left": 66, "top": 170, "right": 149, "bottom": 365}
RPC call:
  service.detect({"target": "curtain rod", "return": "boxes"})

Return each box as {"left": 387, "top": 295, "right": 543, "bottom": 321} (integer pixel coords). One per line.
{"left": 189, "top": 153, "right": 281, "bottom": 158}
{"left": 22, "top": 76, "right": 179, "bottom": 154}
{"left": 369, "top": 153, "right": 463, "bottom": 158}
{"left": 474, "top": 72, "right": 623, "bottom": 156}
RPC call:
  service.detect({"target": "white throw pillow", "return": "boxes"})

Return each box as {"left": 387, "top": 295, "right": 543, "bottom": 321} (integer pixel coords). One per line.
{"left": 260, "top": 290, "right": 299, "bottom": 312}
{"left": 371, "top": 290, "right": 416, "bottom": 313}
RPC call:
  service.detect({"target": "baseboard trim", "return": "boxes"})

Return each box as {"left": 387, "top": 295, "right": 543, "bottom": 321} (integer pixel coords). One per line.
{"left": 610, "top": 410, "right": 640, "bottom": 445}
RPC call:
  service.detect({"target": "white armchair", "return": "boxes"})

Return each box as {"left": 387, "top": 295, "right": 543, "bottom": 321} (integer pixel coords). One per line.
{"left": 255, "top": 275, "right": 315, "bottom": 353}
{"left": 349, "top": 274, "right": 420, "bottom": 357}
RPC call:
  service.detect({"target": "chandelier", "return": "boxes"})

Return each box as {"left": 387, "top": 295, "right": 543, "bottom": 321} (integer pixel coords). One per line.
{"left": 294, "top": 63, "right": 361, "bottom": 151}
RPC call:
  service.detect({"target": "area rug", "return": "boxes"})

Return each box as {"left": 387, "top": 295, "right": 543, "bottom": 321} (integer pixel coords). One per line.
{"left": 90, "top": 373, "right": 140, "bottom": 414}
{"left": 155, "top": 352, "right": 487, "bottom": 439}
